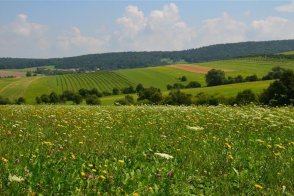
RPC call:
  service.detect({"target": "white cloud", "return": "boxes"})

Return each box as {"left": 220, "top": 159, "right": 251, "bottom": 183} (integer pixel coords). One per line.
{"left": 275, "top": 1, "right": 294, "bottom": 12}
{"left": 115, "top": 3, "right": 196, "bottom": 51}
{"left": 0, "top": 14, "right": 49, "bottom": 57}
{"left": 252, "top": 16, "right": 294, "bottom": 40}
{"left": 58, "top": 26, "right": 110, "bottom": 55}
{"left": 197, "top": 12, "right": 247, "bottom": 46}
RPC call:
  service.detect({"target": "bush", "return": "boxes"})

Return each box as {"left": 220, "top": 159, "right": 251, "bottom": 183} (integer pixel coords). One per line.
{"left": 86, "top": 95, "right": 101, "bottom": 105}
{"left": 112, "top": 88, "right": 120, "bottom": 95}
{"left": 122, "top": 86, "right": 135, "bottom": 94}
{"left": 180, "top": 76, "right": 187, "bottom": 82}
{"left": 16, "top": 97, "right": 26, "bottom": 105}
{"left": 262, "top": 66, "right": 286, "bottom": 80}
{"left": 185, "top": 81, "right": 201, "bottom": 88}
{"left": 114, "top": 95, "right": 135, "bottom": 105}
{"left": 163, "top": 90, "right": 192, "bottom": 105}
{"left": 235, "top": 89, "right": 256, "bottom": 105}
{"left": 136, "top": 83, "right": 145, "bottom": 92}
{"left": 137, "top": 87, "right": 163, "bottom": 104}
{"left": 0, "top": 96, "right": 11, "bottom": 105}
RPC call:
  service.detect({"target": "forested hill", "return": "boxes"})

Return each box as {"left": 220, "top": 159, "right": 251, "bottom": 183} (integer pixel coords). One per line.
{"left": 1, "top": 39, "right": 294, "bottom": 70}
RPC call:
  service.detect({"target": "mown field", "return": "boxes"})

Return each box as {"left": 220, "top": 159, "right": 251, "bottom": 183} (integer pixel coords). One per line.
{"left": 0, "top": 55, "right": 294, "bottom": 104}
{"left": 0, "top": 105, "right": 293, "bottom": 194}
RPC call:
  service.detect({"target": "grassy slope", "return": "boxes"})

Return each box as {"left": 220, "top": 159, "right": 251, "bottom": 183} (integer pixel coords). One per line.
{"left": 100, "top": 81, "right": 271, "bottom": 105}
{"left": 115, "top": 66, "right": 206, "bottom": 89}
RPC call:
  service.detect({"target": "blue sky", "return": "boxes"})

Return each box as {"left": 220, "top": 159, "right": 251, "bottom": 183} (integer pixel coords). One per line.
{"left": 0, "top": 1, "right": 294, "bottom": 58}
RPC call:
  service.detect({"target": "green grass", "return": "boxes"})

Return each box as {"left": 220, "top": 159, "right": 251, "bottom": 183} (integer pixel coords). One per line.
{"left": 100, "top": 80, "right": 271, "bottom": 105}
{"left": 115, "top": 66, "right": 206, "bottom": 89}
{"left": 280, "top": 50, "right": 294, "bottom": 55}
{"left": 0, "top": 105, "right": 293, "bottom": 194}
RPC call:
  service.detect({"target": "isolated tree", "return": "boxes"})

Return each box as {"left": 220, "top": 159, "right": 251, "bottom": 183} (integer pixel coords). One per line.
{"left": 180, "top": 76, "right": 187, "bottom": 82}
{"left": 205, "top": 69, "right": 226, "bottom": 86}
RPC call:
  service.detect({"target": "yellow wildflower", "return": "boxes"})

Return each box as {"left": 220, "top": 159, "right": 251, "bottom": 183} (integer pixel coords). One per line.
{"left": 275, "top": 144, "right": 285, "bottom": 150}
{"left": 118, "top": 160, "right": 125, "bottom": 164}
{"left": 88, "top": 163, "right": 93, "bottom": 168}
{"left": 81, "top": 171, "right": 87, "bottom": 177}
{"left": 224, "top": 143, "right": 232, "bottom": 149}
{"left": 99, "top": 175, "right": 106, "bottom": 180}
{"left": 288, "top": 141, "right": 294, "bottom": 146}
{"left": 92, "top": 169, "right": 97, "bottom": 173}
{"left": 133, "top": 192, "right": 139, "bottom": 196}
{"left": 227, "top": 154, "right": 234, "bottom": 161}
{"left": 1, "top": 157, "right": 8, "bottom": 163}
{"left": 255, "top": 184, "right": 263, "bottom": 189}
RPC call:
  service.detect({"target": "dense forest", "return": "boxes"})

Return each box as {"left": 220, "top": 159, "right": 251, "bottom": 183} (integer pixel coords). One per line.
{"left": 1, "top": 40, "right": 294, "bottom": 70}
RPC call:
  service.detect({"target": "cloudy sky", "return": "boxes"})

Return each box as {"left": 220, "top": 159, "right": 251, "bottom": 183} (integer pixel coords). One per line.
{"left": 0, "top": 0, "right": 294, "bottom": 58}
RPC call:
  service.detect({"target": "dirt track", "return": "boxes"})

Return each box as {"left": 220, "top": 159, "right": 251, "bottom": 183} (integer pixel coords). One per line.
{"left": 168, "top": 64, "right": 235, "bottom": 74}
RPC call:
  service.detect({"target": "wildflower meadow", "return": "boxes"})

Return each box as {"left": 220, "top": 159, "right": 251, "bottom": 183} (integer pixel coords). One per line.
{"left": 0, "top": 105, "right": 293, "bottom": 194}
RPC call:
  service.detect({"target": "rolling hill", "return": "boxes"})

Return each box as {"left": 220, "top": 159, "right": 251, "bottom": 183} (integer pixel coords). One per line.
{"left": 1, "top": 53, "right": 294, "bottom": 104}
{"left": 1, "top": 40, "right": 294, "bottom": 70}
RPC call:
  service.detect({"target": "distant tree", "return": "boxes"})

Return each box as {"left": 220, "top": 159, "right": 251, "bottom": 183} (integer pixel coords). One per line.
{"left": 185, "top": 81, "right": 201, "bottom": 88}
{"left": 205, "top": 69, "right": 226, "bottom": 86}
{"left": 72, "top": 94, "right": 83, "bottom": 104}
{"left": 90, "top": 88, "right": 103, "bottom": 97}
{"left": 137, "top": 87, "right": 163, "bottom": 104}
{"left": 136, "top": 83, "right": 145, "bottom": 93}
{"left": 102, "top": 91, "right": 112, "bottom": 96}
{"left": 245, "top": 75, "right": 259, "bottom": 82}
{"left": 16, "top": 97, "right": 26, "bottom": 105}
{"left": 122, "top": 86, "right": 135, "bottom": 94}
{"left": 166, "top": 84, "right": 173, "bottom": 90}
{"left": 163, "top": 90, "right": 192, "bottom": 105}
{"left": 86, "top": 95, "right": 101, "bottom": 105}
{"left": 260, "top": 69, "right": 294, "bottom": 106}
{"left": 235, "top": 89, "right": 256, "bottom": 105}
{"left": 26, "top": 71, "right": 32, "bottom": 77}
{"left": 35, "top": 96, "right": 42, "bottom": 104}
{"left": 41, "top": 94, "right": 51, "bottom": 103}
{"left": 79, "top": 88, "right": 90, "bottom": 97}
{"left": 49, "top": 92, "right": 60, "bottom": 104}
{"left": 180, "top": 76, "right": 187, "bottom": 82}
{"left": 112, "top": 88, "right": 120, "bottom": 95}
{"left": 262, "top": 66, "right": 286, "bottom": 80}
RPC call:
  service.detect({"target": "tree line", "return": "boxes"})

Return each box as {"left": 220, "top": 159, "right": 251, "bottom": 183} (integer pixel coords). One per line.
{"left": 1, "top": 40, "right": 294, "bottom": 70}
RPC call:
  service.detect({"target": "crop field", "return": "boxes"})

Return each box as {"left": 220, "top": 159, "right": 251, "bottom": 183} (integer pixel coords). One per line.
{"left": 0, "top": 71, "right": 134, "bottom": 103}
{"left": 0, "top": 105, "right": 293, "bottom": 195}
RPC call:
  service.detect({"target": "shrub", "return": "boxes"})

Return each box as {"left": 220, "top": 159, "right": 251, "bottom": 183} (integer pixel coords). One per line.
{"left": 235, "top": 89, "right": 256, "bottom": 105}
{"left": 185, "top": 81, "right": 201, "bottom": 88}
{"left": 163, "top": 90, "right": 192, "bottom": 105}
{"left": 16, "top": 97, "right": 26, "bottom": 105}
{"left": 137, "top": 87, "right": 162, "bottom": 104}
{"left": 86, "top": 95, "right": 101, "bottom": 105}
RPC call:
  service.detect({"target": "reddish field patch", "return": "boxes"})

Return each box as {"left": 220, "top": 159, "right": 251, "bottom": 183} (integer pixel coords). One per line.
{"left": 168, "top": 64, "right": 235, "bottom": 74}
{"left": 0, "top": 70, "right": 25, "bottom": 78}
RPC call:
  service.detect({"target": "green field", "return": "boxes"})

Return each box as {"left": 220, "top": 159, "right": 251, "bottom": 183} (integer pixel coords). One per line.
{"left": 0, "top": 105, "right": 293, "bottom": 194}
{"left": 0, "top": 55, "right": 294, "bottom": 104}
{"left": 100, "top": 80, "right": 272, "bottom": 105}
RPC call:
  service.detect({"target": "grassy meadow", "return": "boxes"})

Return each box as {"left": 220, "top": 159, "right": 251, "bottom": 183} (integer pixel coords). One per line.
{"left": 0, "top": 105, "right": 293, "bottom": 194}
